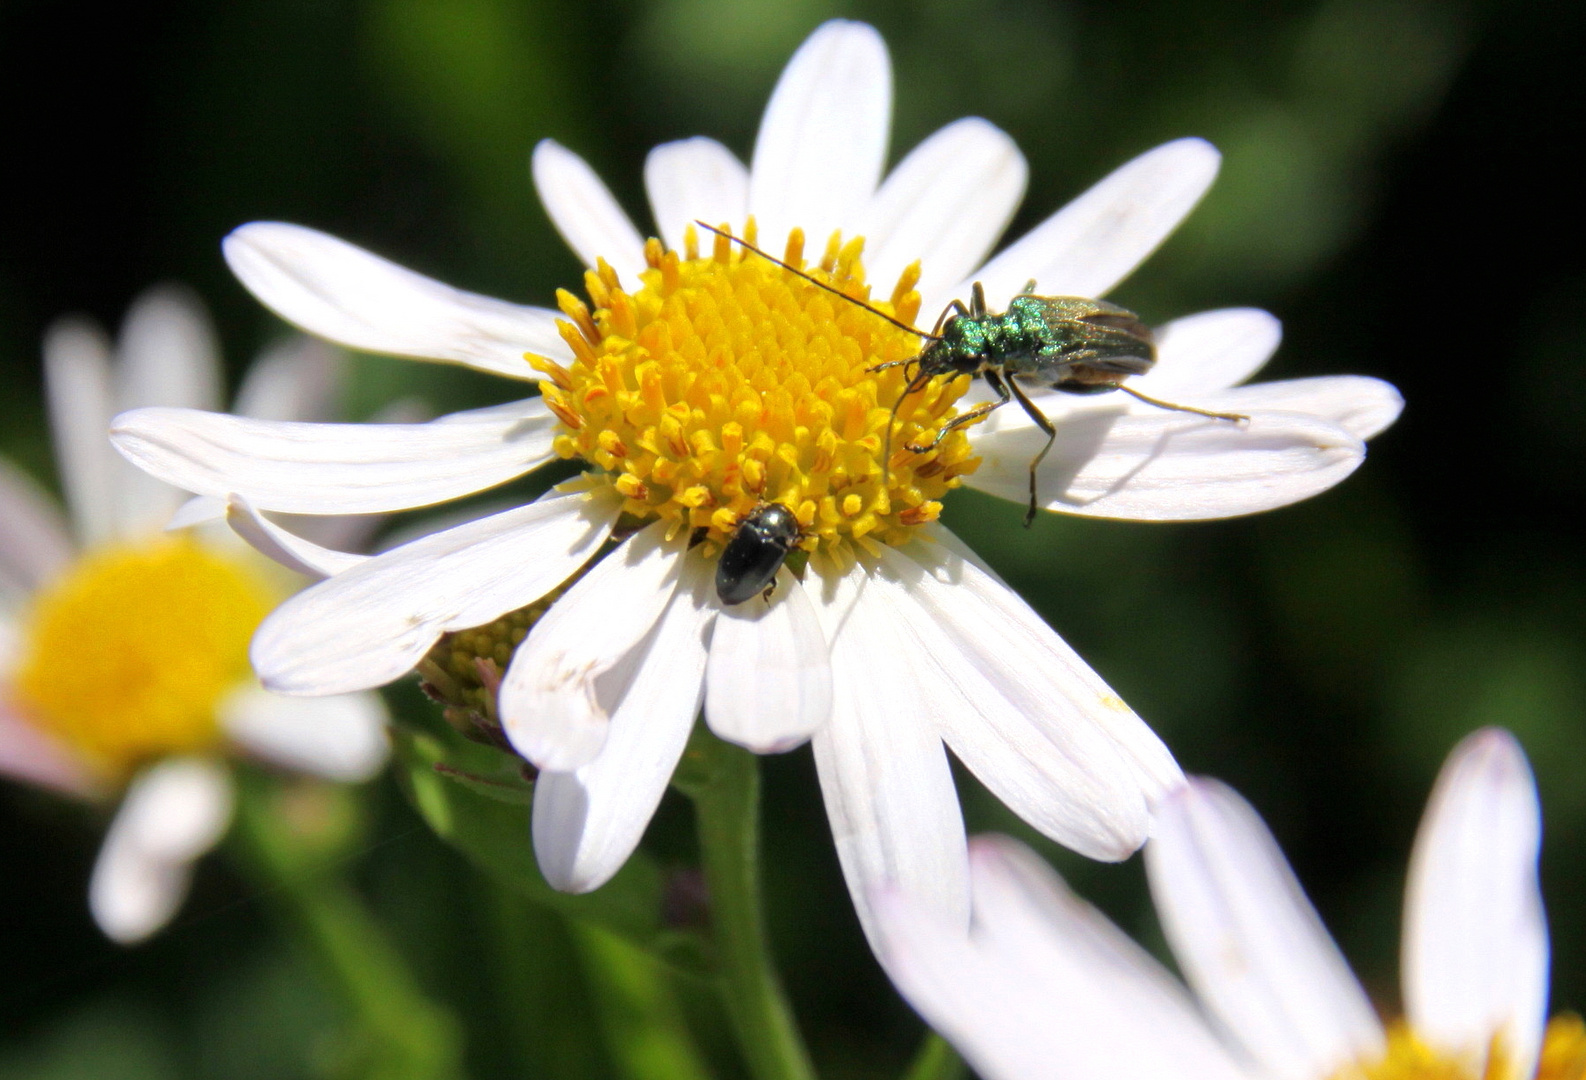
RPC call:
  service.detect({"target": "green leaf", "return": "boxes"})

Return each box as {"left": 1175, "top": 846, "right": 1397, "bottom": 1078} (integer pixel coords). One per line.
{"left": 392, "top": 722, "right": 685, "bottom": 959}
{"left": 574, "top": 923, "right": 718, "bottom": 1080}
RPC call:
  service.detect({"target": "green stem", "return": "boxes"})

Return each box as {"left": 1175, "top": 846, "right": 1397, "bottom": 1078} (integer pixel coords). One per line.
{"left": 232, "top": 772, "right": 466, "bottom": 1080}
{"left": 674, "top": 727, "right": 817, "bottom": 1080}
{"left": 900, "top": 1033, "right": 965, "bottom": 1080}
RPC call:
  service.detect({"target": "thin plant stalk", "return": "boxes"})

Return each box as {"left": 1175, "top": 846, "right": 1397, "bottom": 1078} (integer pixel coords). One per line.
{"left": 674, "top": 727, "right": 818, "bottom": 1080}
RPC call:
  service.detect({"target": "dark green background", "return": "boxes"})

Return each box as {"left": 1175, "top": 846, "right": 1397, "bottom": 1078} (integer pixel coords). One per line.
{"left": 3, "top": 0, "right": 1583, "bottom": 1075}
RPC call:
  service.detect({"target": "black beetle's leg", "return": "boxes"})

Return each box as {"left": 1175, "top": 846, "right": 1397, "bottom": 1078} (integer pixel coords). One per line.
{"left": 1118, "top": 385, "right": 1247, "bottom": 423}
{"left": 905, "top": 369, "right": 1012, "bottom": 453}
{"left": 970, "top": 283, "right": 987, "bottom": 317}
{"left": 1006, "top": 376, "right": 1057, "bottom": 527}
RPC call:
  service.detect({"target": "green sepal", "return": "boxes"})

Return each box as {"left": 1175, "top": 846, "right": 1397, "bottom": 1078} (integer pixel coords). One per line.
{"left": 400, "top": 719, "right": 536, "bottom": 807}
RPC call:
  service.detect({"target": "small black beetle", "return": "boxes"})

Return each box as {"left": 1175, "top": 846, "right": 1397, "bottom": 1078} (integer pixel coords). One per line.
{"left": 715, "top": 504, "right": 802, "bottom": 605}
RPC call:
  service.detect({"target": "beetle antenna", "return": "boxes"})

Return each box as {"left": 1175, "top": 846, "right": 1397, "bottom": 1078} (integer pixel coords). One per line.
{"left": 695, "top": 221, "right": 940, "bottom": 341}
{"left": 1117, "top": 385, "right": 1247, "bottom": 423}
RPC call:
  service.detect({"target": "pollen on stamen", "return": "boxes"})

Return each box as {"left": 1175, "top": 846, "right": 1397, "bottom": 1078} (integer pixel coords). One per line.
{"left": 531, "top": 219, "right": 981, "bottom": 559}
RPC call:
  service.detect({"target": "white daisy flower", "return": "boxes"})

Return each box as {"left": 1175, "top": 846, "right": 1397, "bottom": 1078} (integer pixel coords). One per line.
{"left": 108, "top": 20, "right": 1400, "bottom": 942}
{"left": 874, "top": 728, "right": 1579, "bottom": 1080}
{"left": 0, "top": 285, "right": 390, "bottom": 945}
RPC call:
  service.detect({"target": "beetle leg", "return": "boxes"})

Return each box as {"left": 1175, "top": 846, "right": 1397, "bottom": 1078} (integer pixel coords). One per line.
{"left": 1006, "top": 376, "right": 1057, "bottom": 527}
{"left": 904, "top": 368, "right": 1012, "bottom": 454}
{"left": 1020, "top": 279, "right": 1038, "bottom": 294}
{"left": 970, "top": 283, "right": 987, "bottom": 317}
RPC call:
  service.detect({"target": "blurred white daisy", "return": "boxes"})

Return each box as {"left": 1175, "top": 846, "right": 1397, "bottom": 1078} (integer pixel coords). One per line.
{"left": 876, "top": 728, "right": 1578, "bottom": 1080}
{"left": 109, "top": 21, "right": 1400, "bottom": 941}
{"left": 0, "top": 286, "right": 389, "bottom": 945}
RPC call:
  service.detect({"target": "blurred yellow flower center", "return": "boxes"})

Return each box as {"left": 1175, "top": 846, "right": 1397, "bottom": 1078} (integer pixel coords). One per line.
{"left": 11, "top": 537, "right": 272, "bottom": 781}
{"left": 1334, "top": 1025, "right": 1489, "bottom": 1080}
{"left": 1537, "top": 1016, "right": 1586, "bottom": 1080}
{"left": 529, "top": 221, "right": 980, "bottom": 557}
{"left": 1329, "top": 1018, "right": 1586, "bottom": 1080}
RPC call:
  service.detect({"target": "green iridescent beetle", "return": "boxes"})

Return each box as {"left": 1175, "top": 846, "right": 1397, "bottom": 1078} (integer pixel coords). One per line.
{"left": 697, "top": 222, "right": 1245, "bottom": 526}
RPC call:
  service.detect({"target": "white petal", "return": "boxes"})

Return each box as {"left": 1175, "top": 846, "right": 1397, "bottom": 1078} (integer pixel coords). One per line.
{"left": 224, "top": 494, "right": 368, "bottom": 579}
{"left": 111, "top": 397, "right": 556, "bottom": 514}
{"left": 223, "top": 222, "right": 566, "bottom": 380}
{"left": 0, "top": 699, "right": 99, "bottom": 797}
{"left": 532, "top": 140, "right": 648, "bottom": 284}
{"left": 1146, "top": 779, "right": 1384, "bottom": 1080}
{"left": 965, "top": 138, "right": 1221, "bottom": 304}
{"left": 876, "top": 531, "right": 1181, "bottom": 859}
{"left": 43, "top": 317, "right": 118, "bottom": 546}
{"left": 532, "top": 555, "right": 712, "bottom": 892}
{"left": 1403, "top": 729, "right": 1548, "bottom": 1080}
{"left": 220, "top": 684, "right": 390, "bottom": 782}
{"left": 862, "top": 118, "right": 1028, "bottom": 318}
{"left": 115, "top": 285, "right": 224, "bottom": 415}
{"left": 287, "top": 511, "right": 388, "bottom": 559}
{"left": 232, "top": 336, "right": 343, "bottom": 422}
{"left": 808, "top": 557, "right": 968, "bottom": 948}
{"left": 253, "top": 488, "right": 620, "bottom": 695}
{"left": 873, "top": 835, "right": 1250, "bottom": 1080}
{"left": 644, "top": 137, "right": 750, "bottom": 254}
{"left": 966, "top": 407, "right": 1365, "bottom": 521}
{"left": 1130, "top": 308, "right": 1283, "bottom": 396}
{"left": 253, "top": 399, "right": 430, "bottom": 557}
{"left": 167, "top": 495, "right": 227, "bottom": 529}
{"left": 704, "top": 570, "right": 831, "bottom": 753}
{"left": 1187, "top": 376, "right": 1404, "bottom": 442}
{"left": 748, "top": 20, "right": 891, "bottom": 250}
{"left": 500, "top": 522, "right": 685, "bottom": 772}
{"left": 369, "top": 496, "right": 518, "bottom": 553}
{"left": 0, "top": 457, "right": 72, "bottom": 597}
{"left": 89, "top": 758, "right": 233, "bottom": 945}
{"left": 113, "top": 286, "right": 228, "bottom": 536}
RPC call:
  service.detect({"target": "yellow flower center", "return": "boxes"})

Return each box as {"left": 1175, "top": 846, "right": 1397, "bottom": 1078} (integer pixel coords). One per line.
{"left": 1329, "top": 1018, "right": 1586, "bottom": 1080}
{"left": 9, "top": 537, "right": 273, "bottom": 782}
{"left": 529, "top": 222, "right": 980, "bottom": 557}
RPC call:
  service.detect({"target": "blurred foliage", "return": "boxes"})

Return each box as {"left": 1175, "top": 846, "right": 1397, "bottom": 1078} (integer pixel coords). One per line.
{"left": 3, "top": 0, "right": 1584, "bottom": 1075}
